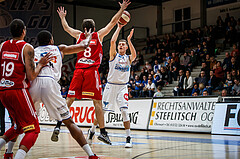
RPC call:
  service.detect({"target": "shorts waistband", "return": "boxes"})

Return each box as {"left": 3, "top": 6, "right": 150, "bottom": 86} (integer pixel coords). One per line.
{"left": 107, "top": 82, "right": 127, "bottom": 85}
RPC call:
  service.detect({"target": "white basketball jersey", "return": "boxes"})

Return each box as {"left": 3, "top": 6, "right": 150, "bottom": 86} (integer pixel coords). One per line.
{"left": 34, "top": 45, "right": 62, "bottom": 81}
{"left": 107, "top": 53, "right": 131, "bottom": 84}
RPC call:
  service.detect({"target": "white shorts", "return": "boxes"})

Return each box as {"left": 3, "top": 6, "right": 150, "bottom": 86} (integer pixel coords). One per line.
{"left": 102, "top": 83, "right": 129, "bottom": 111}
{"left": 29, "top": 77, "right": 70, "bottom": 121}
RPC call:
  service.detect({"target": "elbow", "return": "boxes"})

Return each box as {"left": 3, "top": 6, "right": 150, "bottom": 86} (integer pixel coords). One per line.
{"left": 110, "top": 40, "right": 116, "bottom": 45}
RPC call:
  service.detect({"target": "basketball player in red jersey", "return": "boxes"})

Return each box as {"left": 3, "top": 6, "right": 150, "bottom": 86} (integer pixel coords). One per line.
{"left": 53, "top": 0, "right": 131, "bottom": 145}
{"left": 0, "top": 19, "right": 51, "bottom": 159}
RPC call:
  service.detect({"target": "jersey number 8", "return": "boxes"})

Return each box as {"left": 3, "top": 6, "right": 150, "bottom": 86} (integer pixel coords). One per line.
{"left": 84, "top": 47, "right": 91, "bottom": 57}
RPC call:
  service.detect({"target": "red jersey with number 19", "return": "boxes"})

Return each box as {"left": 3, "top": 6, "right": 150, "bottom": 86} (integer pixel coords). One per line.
{"left": 0, "top": 40, "right": 31, "bottom": 90}
{"left": 75, "top": 32, "right": 103, "bottom": 69}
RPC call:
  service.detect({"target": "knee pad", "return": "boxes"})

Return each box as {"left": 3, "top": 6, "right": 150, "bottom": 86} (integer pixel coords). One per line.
{"left": 20, "top": 130, "right": 39, "bottom": 151}
{"left": 120, "top": 108, "right": 129, "bottom": 122}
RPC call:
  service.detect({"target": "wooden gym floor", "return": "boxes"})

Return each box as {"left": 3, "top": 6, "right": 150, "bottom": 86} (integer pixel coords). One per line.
{"left": 1, "top": 125, "right": 240, "bottom": 159}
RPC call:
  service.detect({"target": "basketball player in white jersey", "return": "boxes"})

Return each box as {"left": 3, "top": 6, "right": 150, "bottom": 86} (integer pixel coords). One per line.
{"left": 88, "top": 23, "right": 136, "bottom": 148}
{"left": 28, "top": 30, "right": 98, "bottom": 159}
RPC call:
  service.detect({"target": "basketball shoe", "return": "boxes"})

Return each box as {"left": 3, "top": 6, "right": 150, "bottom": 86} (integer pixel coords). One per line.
{"left": 87, "top": 129, "right": 95, "bottom": 145}
{"left": 97, "top": 131, "right": 111, "bottom": 145}
{"left": 4, "top": 150, "right": 13, "bottom": 159}
{"left": 51, "top": 127, "right": 60, "bottom": 142}
{"left": 125, "top": 136, "right": 132, "bottom": 148}
{"left": 89, "top": 154, "right": 99, "bottom": 159}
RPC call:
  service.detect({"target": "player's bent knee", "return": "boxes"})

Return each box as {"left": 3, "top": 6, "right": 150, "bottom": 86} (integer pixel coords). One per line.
{"left": 120, "top": 108, "right": 129, "bottom": 122}
{"left": 20, "top": 130, "right": 39, "bottom": 152}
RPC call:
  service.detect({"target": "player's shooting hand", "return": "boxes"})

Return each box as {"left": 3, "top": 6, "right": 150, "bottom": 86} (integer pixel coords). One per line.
{"left": 119, "top": 0, "right": 131, "bottom": 10}
{"left": 38, "top": 53, "right": 53, "bottom": 67}
{"left": 57, "top": 6, "right": 67, "bottom": 19}
{"left": 117, "top": 22, "right": 126, "bottom": 28}
{"left": 127, "top": 28, "right": 134, "bottom": 41}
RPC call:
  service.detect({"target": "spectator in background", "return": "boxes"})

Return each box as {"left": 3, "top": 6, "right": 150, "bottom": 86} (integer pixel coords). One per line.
{"left": 180, "top": 52, "right": 190, "bottom": 71}
{"left": 196, "top": 71, "right": 207, "bottom": 86}
{"left": 224, "top": 26, "right": 237, "bottom": 49}
{"left": 59, "top": 75, "right": 70, "bottom": 88}
{"left": 203, "top": 90, "right": 208, "bottom": 96}
{"left": 199, "top": 83, "right": 206, "bottom": 95}
{"left": 159, "top": 67, "right": 169, "bottom": 87}
{"left": 61, "top": 86, "right": 68, "bottom": 99}
{"left": 145, "top": 36, "right": 154, "bottom": 54}
{"left": 145, "top": 61, "right": 152, "bottom": 73}
{"left": 210, "top": 56, "right": 217, "bottom": 70}
{"left": 223, "top": 52, "right": 231, "bottom": 71}
{"left": 153, "top": 86, "right": 164, "bottom": 97}
{"left": 183, "top": 70, "right": 193, "bottom": 96}
{"left": 173, "top": 70, "right": 184, "bottom": 96}
{"left": 191, "top": 83, "right": 200, "bottom": 96}
{"left": 139, "top": 68, "right": 147, "bottom": 81}
{"left": 231, "top": 44, "right": 239, "bottom": 57}
{"left": 225, "top": 13, "right": 231, "bottom": 25}
{"left": 207, "top": 70, "right": 218, "bottom": 95}
{"left": 223, "top": 73, "right": 233, "bottom": 94}
{"left": 127, "top": 85, "right": 134, "bottom": 99}
{"left": 232, "top": 78, "right": 240, "bottom": 96}
{"left": 192, "top": 91, "right": 199, "bottom": 96}
{"left": 221, "top": 89, "right": 228, "bottom": 97}
{"left": 230, "top": 57, "right": 239, "bottom": 71}
{"left": 168, "top": 58, "right": 178, "bottom": 82}
{"left": 142, "top": 79, "right": 156, "bottom": 97}
{"left": 196, "top": 28, "right": 203, "bottom": 43}
{"left": 133, "top": 75, "right": 142, "bottom": 98}
{"left": 201, "top": 62, "right": 210, "bottom": 79}
{"left": 153, "top": 60, "right": 161, "bottom": 73}
{"left": 188, "top": 50, "right": 198, "bottom": 71}
{"left": 140, "top": 75, "right": 148, "bottom": 89}
{"left": 231, "top": 69, "right": 239, "bottom": 80}
{"left": 213, "top": 61, "right": 224, "bottom": 82}
{"left": 175, "top": 39, "right": 185, "bottom": 54}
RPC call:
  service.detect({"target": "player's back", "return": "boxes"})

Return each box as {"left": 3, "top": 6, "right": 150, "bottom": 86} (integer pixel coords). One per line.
{"left": 34, "top": 45, "right": 62, "bottom": 81}
{"left": 0, "top": 39, "right": 30, "bottom": 90}
{"left": 75, "top": 32, "right": 103, "bottom": 69}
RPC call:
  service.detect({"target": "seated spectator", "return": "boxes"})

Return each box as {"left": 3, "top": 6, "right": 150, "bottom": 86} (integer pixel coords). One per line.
{"left": 145, "top": 36, "right": 154, "bottom": 54}
{"left": 231, "top": 69, "right": 239, "bottom": 80}
{"left": 168, "top": 58, "right": 179, "bottom": 82}
{"left": 192, "top": 91, "right": 199, "bottom": 96}
{"left": 61, "top": 86, "right": 68, "bottom": 98}
{"left": 232, "top": 78, "right": 240, "bottom": 96}
{"left": 183, "top": 70, "right": 193, "bottom": 96}
{"left": 230, "top": 57, "right": 239, "bottom": 71}
{"left": 222, "top": 52, "right": 232, "bottom": 72}
{"left": 175, "top": 39, "right": 185, "bottom": 54}
{"left": 199, "top": 83, "right": 206, "bottom": 95}
{"left": 221, "top": 89, "right": 228, "bottom": 97}
{"left": 223, "top": 73, "right": 233, "bottom": 94}
{"left": 206, "top": 70, "right": 219, "bottom": 95}
{"left": 188, "top": 50, "right": 198, "bottom": 71}
{"left": 159, "top": 67, "right": 169, "bottom": 87}
{"left": 153, "top": 60, "right": 161, "bottom": 73}
{"left": 180, "top": 52, "right": 190, "bottom": 71}
{"left": 231, "top": 44, "right": 239, "bottom": 57}
{"left": 128, "top": 85, "right": 134, "bottom": 99}
{"left": 172, "top": 52, "right": 179, "bottom": 64}
{"left": 139, "top": 68, "right": 148, "bottom": 81}
{"left": 213, "top": 61, "right": 224, "bottom": 82}
{"left": 173, "top": 70, "right": 184, "bottom": 96}
{"left": 196, "top": 71, "right": 207, "bottom": 86}
{"left": 202, "top": 90, "right": 208, "bottom": 96}
{"left": 201, "top": 62, "right": 210, "bottom": 79}
{"left": 223, "top": 25, "right": 237, "bottom": 49}
{"left": 141, "top": 80, "right": 156, "bottom": 97}
{"left": 191, "top": 83, "right": 200, "bottom": 96}
{"left": 129, "top": 70, "right": 136, "bottom": 81}
{"left": 59, "top": 75, "right": 70, "bottom": 88}
{"left": 153, "top": 86, "right": 164, "bottom": 97}
{"left": 133, "top": 75, "right": 142, "bottom": 97}
{"left": 145, "top": 61, "right": 152, "bottom": 73}
{"left": 140, "top": 75, "right": 148, "bottom": 88}
{"left": 209, "top": 56, "right": 217, "bottom": 70}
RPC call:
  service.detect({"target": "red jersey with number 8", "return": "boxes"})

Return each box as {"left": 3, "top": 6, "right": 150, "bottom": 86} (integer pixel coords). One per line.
{"left": 0, "top": 40, "right": 30, "bottom": 90}
{"left": 75, "top": 32, "right": 103, "bottom": 69}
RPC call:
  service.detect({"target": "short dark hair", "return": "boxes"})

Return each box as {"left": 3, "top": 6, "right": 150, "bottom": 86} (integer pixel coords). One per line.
{"left": 37, "top": 30, "right": 52, "bottom": 46}
{"left": 82, "top": 19, "right": 95, "bottom": 32}
{"left": 9, "top": 19, "right": 25, "bottom": 38}
{"left": 119, "top": 39, "right": 128, "bottom": 46}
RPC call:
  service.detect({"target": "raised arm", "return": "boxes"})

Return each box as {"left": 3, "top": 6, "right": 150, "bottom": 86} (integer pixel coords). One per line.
{"left": 57, "top": 6, "right": 81, "bottom": 39}
{"left": 98, "top": 0, "right": 131, "bottom": 42}
{"left": 109, "top": 24, "right": 123, "bottom": 61}
{"left": 24, "top": 45, "right": 52, "bottom": 81}
{"left": 59, "top": 28, "right": 92, "bottom": 57}
{"left": 127, "top": 28, "right": 136, "bottom": 63}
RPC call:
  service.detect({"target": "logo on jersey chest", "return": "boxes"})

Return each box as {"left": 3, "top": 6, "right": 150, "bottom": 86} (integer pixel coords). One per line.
{"left": 77, "top": 58, "right": 95, "bottom": 64}
{"left": 2, "top": 51, "right": 19, "bottom": 60}
{"left": 80, "top": 39, "right": 97, "bottom": 45}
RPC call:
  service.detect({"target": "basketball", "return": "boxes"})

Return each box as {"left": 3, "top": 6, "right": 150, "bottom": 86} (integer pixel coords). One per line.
{"left": 118, "top": 10, "right": 130, "bottom": 25}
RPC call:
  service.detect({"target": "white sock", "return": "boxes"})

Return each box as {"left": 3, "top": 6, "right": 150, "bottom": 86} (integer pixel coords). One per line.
{"left": 0, "top": 138, "right": 7, "bottom": 150}
{"left": 14, "top": 149, "right": 26, "bottom": 159}
{"left": 126, "top": 129, "right": 131, "bottom": 137}
{"left": 6, "top": 141, "right": 15, "bottom": 153}
{"left": 82, "top": 144, "right": 94, "bottom": 156}
{"left": 90, "top": 124, "right": 97, "bottom": 133}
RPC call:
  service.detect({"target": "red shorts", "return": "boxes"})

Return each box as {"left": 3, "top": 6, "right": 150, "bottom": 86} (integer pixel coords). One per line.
{"left": 0, "top": 89, "right": 40, "bottom": 134}
{"left": 68, "top": 67, "right": 102, "bottom": 100}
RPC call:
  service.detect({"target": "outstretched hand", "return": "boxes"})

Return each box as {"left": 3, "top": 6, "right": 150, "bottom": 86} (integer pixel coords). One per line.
{"left": 117, "top": 22, "right": 126, "bottom": 28}
{"left": 127, "top": 28, "right": 134, "bottom": 41}
{"left": 84, "top": 28, "right": 92, "bottom": 39}
{"left": 57, "top": 6, "right": 67, "bottom": 19}
{"left": 118, "top": 0, "right": 131, "bottom": 10}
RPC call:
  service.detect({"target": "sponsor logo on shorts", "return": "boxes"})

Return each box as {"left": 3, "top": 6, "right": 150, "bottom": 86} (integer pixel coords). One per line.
{"left": 23, "top": 124, "right": 35, "bottom": 132}
{"left": 60, "top": 111, "right": 70, "bottom": 118}
{"left": 2, "top": 51, "right": 19, "bottom": 60}
{"left": 82, "top": 91, "right": 94, "bottom": 96}
{"left": 0, "top": 78, "right": 14, "bottom": 87}
{"left": 124, "top": 93, "right": 128, "bottom": 101}
{"left": 77, "top": 58, "right": 95, "bottom": 64}
{"left": 68, "top": 90, "right": 75, "bottom": 95}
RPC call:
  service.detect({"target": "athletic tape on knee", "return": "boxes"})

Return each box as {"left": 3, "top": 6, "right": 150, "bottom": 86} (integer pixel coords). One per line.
{"left": 120, "top": 108, "right": 129, "bottom": 122}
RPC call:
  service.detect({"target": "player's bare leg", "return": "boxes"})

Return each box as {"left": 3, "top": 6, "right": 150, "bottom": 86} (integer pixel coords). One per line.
{"left": 51, "top": 97, "right": 75, "bottom": 142}
{"left": 62, "top": 118, "right": 98, "bottom": 158}
{"left": 92, "top": 99, "right": 111, "bottom": 145}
